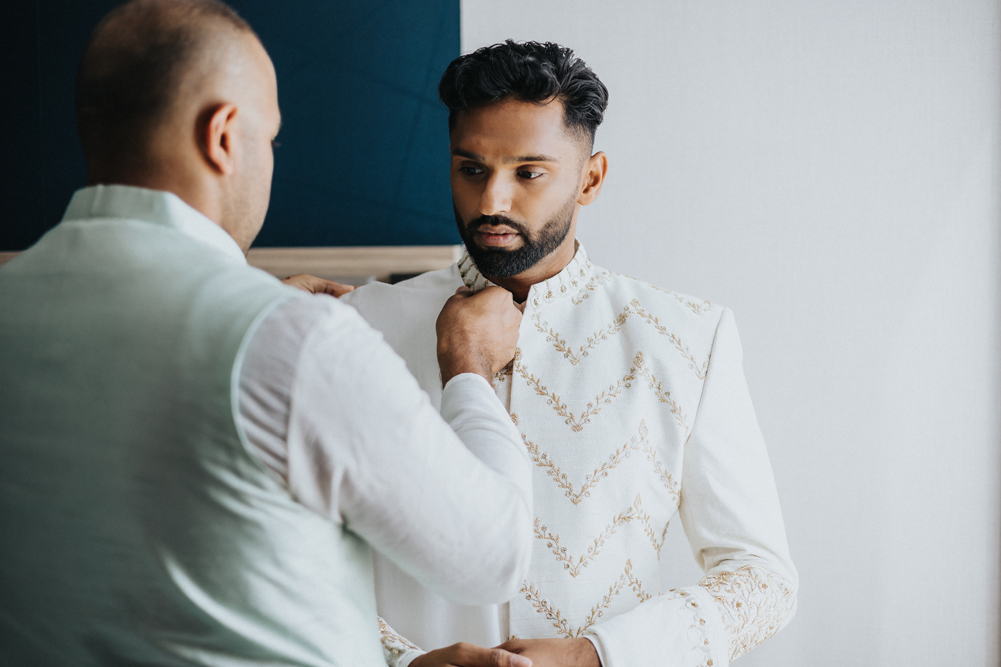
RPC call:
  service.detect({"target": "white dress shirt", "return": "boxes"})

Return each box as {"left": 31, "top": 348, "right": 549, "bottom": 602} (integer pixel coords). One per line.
{"left": 235, "top": 286, "right": 534, "bottom": 608}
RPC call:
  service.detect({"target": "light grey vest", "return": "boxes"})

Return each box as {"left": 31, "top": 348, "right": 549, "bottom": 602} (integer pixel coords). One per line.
{"left": 0, "top": 188, "right": 383, "bottom": 666}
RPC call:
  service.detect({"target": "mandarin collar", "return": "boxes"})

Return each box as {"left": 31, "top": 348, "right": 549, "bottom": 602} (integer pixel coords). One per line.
{"left": 62, "top": 185, "right": 246, "bottom": 263}
{"left": 457, "top": 242, "right": 594, "bottom": 307}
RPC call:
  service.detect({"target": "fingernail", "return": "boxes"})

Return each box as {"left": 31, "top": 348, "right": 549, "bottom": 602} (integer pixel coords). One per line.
{"left": 512, "top": 656, "right": 532, "bottom": 667}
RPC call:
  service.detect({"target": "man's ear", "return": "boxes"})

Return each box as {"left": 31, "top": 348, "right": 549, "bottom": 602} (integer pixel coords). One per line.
{"left": 199, "top": 103, "right": 239, "bottom": 175}
{"left": 578, "top": 151, "right": 608, "bottom": 206}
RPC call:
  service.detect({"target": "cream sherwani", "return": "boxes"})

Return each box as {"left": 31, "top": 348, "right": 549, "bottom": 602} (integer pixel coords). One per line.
{"left": 342, "top": 245, "right": 797, "bottom": 667}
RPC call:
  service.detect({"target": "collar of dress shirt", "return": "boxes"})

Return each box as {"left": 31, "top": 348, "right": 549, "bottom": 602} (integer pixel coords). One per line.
{"left": 62, "top": 184, "right": 246, "bottom": 263}
{"left": 457, "top": 241, "right": 594, "bottom": 306}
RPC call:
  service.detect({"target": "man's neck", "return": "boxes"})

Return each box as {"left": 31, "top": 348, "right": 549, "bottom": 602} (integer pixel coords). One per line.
{"left": 482, "top": 238, "right": 578, "bottom": 303}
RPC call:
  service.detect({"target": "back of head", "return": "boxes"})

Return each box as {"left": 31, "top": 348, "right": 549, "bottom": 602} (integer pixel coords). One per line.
{"left": 437, "top": 40, "right": 609, "bottom": 147}
{"left": 75, "top": 0, "right": 252, "bottom": 171}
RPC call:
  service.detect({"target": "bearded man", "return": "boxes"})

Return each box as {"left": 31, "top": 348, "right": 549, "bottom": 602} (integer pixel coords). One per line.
{"left": 341, "top": 41, "right": 798, "bottom": 667}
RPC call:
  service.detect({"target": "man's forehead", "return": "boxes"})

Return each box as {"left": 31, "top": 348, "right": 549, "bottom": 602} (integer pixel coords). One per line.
{"left": 450, "top": 98, "right": 578, "bottom": 162}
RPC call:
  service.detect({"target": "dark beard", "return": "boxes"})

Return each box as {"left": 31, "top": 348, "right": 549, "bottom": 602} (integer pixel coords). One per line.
{"left": 454, "top": 193, "right": 575, "bottom": 279}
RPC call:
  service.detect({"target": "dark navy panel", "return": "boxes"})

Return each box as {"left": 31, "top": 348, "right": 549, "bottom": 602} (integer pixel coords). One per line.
{"left": 0, "top": 0, "right": 44, "bottom": 251}
{"left": 0, "top": 0, "right": 460, "bottom": 251}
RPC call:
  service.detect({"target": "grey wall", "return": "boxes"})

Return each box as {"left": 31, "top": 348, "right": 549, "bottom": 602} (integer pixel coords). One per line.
{"left": 463, "top": 1, "right": 1001, "bottom": 664}
{"left": 0, "top": 0, "right": 461, "bottom": 251}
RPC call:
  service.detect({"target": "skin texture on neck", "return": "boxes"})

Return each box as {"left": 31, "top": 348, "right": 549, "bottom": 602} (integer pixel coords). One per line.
{"left": 449, "top": 98, "right": 607, "bottom": 302}
{"left": 80, "top": 4, "right": 281, "bottom": 253}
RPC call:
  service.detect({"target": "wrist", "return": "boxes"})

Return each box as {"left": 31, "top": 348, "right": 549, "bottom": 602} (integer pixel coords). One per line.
{"left": 437, "top": 347, "right": 491, "bottom": 386}
{"left": 576, "top": 637, "right": 602, "bottom": 667}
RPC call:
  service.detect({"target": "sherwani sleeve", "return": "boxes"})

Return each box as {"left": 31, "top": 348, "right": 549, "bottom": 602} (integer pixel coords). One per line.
{"left": 586, "top": 308, "right": 797, "bottom": 667}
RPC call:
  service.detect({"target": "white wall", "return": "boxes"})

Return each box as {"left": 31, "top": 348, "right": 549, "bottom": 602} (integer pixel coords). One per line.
{"left": 461, "top": 2, "right": 1001, "bottom": 665}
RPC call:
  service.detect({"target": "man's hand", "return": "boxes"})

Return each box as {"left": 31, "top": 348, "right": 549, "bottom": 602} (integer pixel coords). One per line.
{"left": 436, "top": 286, "right": 522, "bottom": 386}
{"left": 495, "top": 638, "right": 600, "bottom": 667}
{"left": 410, "top": 642, "right": 532, "bottom": 667}
{"left": 281, "top": 274, "right": 355, "bottom": 297}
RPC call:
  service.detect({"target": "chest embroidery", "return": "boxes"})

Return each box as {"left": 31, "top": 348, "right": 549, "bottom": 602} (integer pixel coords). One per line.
{"left": 535, "top": 493, "right": 671, "bottom": 577}
{"left": 516, "top": 352, "right": 689, "bottom": 437}
{"left": 522, "top": 421, "right": 680, "bottom": 506}
{"left": 532, "top": 299, "right": 709, "bottom": 379}
{"left": 519, "top": 558, "right": 651, "bottom": 639}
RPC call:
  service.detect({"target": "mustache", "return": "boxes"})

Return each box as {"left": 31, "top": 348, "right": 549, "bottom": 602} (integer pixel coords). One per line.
{"left": 466, "top": 215, "right": 530, "bottom": 237}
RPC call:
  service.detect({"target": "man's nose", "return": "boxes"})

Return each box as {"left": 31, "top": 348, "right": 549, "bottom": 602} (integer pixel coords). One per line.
{"left": 479, "top": 174, "right": 513, "bottom": 216}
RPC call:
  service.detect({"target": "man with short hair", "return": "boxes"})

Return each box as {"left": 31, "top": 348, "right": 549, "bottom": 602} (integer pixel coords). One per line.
{"left": 0, "top": 4, "right": 536, "bottom": 666}
{"left": 344, "top": 41, "right": 798, "bottom": 667}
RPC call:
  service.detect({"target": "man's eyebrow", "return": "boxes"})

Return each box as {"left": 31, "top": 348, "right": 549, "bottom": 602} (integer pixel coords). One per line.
{"left": 451, "top": 147, "right": 560, "bottom": 163}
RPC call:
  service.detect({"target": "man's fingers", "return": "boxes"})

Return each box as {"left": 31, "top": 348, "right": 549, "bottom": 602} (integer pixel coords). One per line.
{"left": 315, "top": 280, "right": 355, "bottom": 297}
{"left": 493, "top": 649, "right": 531, "bottom": 667}
{"left": 450, "top": 643, "right": 531, "bottom": 667}
{"left": 280, "top": 274, "right": 355, "bottom": 298}
{"left": 454, "top": 285, "right": 472, "bottom": 295}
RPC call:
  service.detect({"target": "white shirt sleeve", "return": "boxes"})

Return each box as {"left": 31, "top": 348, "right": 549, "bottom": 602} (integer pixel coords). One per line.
{"left": 585, "top": 308, "right": 797, "bottom": 667}
{"left": 238, "top": 295, "right": 533, "bottom": 607}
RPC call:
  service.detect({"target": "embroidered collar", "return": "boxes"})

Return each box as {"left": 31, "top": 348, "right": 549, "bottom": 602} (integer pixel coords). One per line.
{"left": 457, "top": 242, "right": 595, "bottom": 307}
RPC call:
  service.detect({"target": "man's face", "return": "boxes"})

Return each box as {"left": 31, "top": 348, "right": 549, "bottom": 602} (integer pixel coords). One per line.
{"left": 450, "top": 98, "right": 587, "bottom": 278}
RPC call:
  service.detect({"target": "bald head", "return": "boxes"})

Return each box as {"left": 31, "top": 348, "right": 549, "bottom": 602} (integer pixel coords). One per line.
{"left": 76, "top": 0, "right": 253, "bottom": 167}
{"left": 76, "top": 0, "right": 282, "bottom": 251}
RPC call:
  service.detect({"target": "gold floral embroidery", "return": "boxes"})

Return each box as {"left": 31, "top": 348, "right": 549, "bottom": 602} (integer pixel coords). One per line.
{"left": 517, "top": 352, "right": 689, "bottom": 436}
{"left": 378, "top": 617, "right": 421, "bottom": 658}
{"left": 532, "top": 301, "right": 708, "bottom": 380}
{"left": 698, "top": 566, "right": 797, "bottom": 661}
{"left": 571, "top": 269, "right": 614, "bottom": 305}
{"left": 625, "top": 562, "right": 653, "bottom": 602}
{"left": 532, "top": 307, "right": 629, "bottom": 365}
{"left": 637, "top": 423, "right": 682, "bottom": 502}
{"left": 626, "top": 300, "right": 708, "bottom": 379}
{"left": 535, "top": 495, "right": 647, "bottom": 576}
{"left": 521, "top": 425, "right": 645, "bottom": 505}
{"left": 523, "top": 419, "right": 680, "bottom": 508}
{"left": 633, "top": 352, "right": 689, "bottom": 438}
{"left": 644, "top": 519, "right": 670, "bottom": 559}
{"left": 516, "top": 358, "right": 636, "bottom": 432}
{"left": 521, "top": 560, "right": 640, "bottom": 638}
{"left": 649, "top": 284, "right": 714, "bottom": 316}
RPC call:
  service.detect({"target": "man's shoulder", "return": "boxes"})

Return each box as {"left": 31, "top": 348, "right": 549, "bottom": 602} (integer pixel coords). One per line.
{"left": 339, "top": 264, "right": 461, "bottom": 330}
{"left": 583, "top": 265, "right": 723, "bottom": 331}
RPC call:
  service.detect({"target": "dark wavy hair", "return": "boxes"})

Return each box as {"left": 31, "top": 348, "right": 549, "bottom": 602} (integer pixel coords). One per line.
{"left": 438, "top": 40, "right": 608, "bottom": 146}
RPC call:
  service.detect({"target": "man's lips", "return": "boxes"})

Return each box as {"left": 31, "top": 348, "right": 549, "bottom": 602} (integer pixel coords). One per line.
{"left": 475, "top": 227, "right": 520, "bottom": 247}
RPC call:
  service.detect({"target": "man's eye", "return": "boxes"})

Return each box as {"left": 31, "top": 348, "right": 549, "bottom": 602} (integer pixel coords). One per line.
{"left": 460, "top": 166, "right": 483, "bottom": 176}
{"left": 518, "top": 170, "right": 543, "bottom": 180}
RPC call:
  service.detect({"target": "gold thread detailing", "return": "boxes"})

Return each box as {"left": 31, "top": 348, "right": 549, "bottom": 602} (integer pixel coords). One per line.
{"left": 520, "top": 560, "right": 638, "bottom": 638}
{"left": 698, "top": 566, "right": 797, "bottom": 661}
{"left": 510, "top": 412, "right": 520, "bottom": 426}
{"left": 638, "top": 429, "right": 682, "bottom": 504}
{"left": 649, "top": 284, "right": 714, "bottom": 316}
{"left": 522, "top": 422, "right": 680, "bottom": 509}
{"left": 516, "top": 358, "right": 636, "bottom": 432}
{"left": 532, "top": 308, "right": 629, "bottom": 365}
{"left": 672, "top": 590, "right": 716, "bottom": 666}
{"left": 571, "top": 270, "right": 614, "bottom": 305}
{"left": 517, "top": 346, "right": 689, "bottom": 436}
{"left": 633, "top": 352, "right": 689, "bottom": 438}
{"left": 626, "top": 300, "right": 709, "bottom": 379}
{"left": 645, "top": 519, "right": 670, "bottom": 559}
{"left": 535, "top": 495, "right": 648, "bottom": 576}
{"left": 378, "top": 617, "right": 422, "bottom": 659}
{"left": 532, "top": 300, "right": 708, "bottom": 379}
{"left": 625, "top": 562, "right": 654, "bottom": 602}
{"left": 521, "top": 423, "right": 640, "bottom": 505}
